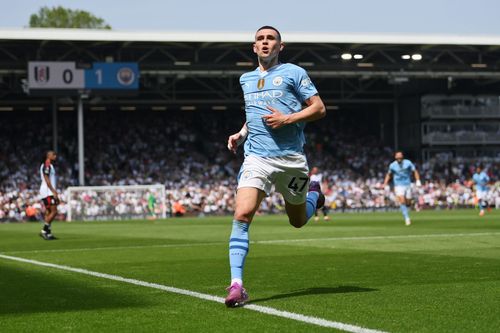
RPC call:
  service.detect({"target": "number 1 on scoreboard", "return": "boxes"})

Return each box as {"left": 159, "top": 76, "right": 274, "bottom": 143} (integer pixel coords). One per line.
{"left": 95, "top": 69, "right": 102, "bottom": 85}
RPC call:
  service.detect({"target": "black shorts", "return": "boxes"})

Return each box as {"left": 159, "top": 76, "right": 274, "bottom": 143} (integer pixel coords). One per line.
{"left": 42, "top": 196, "right": 59, "bottom": 208}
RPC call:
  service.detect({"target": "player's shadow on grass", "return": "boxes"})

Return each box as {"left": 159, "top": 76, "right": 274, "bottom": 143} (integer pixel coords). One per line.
{"left": 249, "top": 286, "right": 378, "bottom": 304}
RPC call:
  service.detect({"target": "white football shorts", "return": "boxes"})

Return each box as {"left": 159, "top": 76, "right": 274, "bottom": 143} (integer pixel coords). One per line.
{"left": 394, "top": 185, "right": 412, "bottom": 199}
{"left": 237, "top": 153, "right": 310, "bottom": 205}
{"left": 476, "top": 190, "right": 487, "bottom": 201}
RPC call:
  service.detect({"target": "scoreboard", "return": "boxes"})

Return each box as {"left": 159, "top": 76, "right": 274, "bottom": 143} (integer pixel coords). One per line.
{"left": 26, "top": 61, "right": 140, "bottom": 186}
{"left": 28, "top": 61, "right": 139, "bottom": 93}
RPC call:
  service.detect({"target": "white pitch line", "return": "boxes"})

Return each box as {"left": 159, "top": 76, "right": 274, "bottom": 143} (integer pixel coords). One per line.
{"left": 255, "top": 231, "right": 500, "bottom": 244}
{"left": 3, "top": 231, "right": 500, "bottom": 254}
{"left": 3, "top": 242, "right": 223, "bottom": 254}
{"left": 0, "top": 254, "right": 387, "bottom": 333}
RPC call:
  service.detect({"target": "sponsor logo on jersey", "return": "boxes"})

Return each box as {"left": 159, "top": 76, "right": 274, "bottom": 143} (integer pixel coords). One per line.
{"left": 244, "top": 90, "right": 284, "bottom": 107}
{"left": 245, "top": 90, "right": 283, "bottom": 100}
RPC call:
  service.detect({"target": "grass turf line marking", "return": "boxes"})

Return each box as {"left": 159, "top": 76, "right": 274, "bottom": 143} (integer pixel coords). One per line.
{"left": 4, "top": 231, "right": 500, "bottom": 254}
{"left": 3, "top": 242, "right": 222, "bottom": 254}
{"left": 0, "top": 254, "right": 387, "bottom": 333}
{"left": 256, "top": 232, "right": 500, "bottom": 244}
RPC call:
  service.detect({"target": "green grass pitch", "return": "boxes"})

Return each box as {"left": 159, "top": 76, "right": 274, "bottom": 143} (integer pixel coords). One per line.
{"left": 1, "top": 210, "right": 499, "bottom": 332}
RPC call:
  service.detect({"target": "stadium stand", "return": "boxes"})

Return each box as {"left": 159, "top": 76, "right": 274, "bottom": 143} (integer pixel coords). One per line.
{"left": 1, "top": 29, "right": 500, "bottom": 221}
{"left": 1, "top": 111, "right": 499, "bottom": 221}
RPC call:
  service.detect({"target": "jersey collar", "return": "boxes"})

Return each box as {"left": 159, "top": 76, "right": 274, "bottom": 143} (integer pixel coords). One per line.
{"left": 257, "top": 63, "right": 283, "bottom": 77}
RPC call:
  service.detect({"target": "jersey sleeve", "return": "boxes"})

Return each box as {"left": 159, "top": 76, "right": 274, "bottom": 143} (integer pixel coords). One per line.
{"left": 239, "top": 74, "right": 246, "bottom": 90}
{"left": 388, "top": 164, "right": 394, "bottom": 174}
{"left": 43, "top": 160, "right": 51, "bottom": 176}
{"left": 293, "top": 66, "right": 318, "bottom": 102}
{"left": 409, "top": 161, "right": 416, "bottom": 171}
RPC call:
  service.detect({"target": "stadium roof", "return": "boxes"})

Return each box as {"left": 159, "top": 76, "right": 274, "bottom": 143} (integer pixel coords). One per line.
{"left": 2, "top": 27, "right": 500, "bottom": 112}
{"left": 3, "top": 28, "right": 500, "bottom": 46}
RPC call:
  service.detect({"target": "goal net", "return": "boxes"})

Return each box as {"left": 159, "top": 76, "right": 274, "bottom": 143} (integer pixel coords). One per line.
{"left": 66, "top": 184, "right": 167, "bottom": 221}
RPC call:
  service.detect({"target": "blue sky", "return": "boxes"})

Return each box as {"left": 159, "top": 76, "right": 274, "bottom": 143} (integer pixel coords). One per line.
{"left": 3, "top": 0, "right": 500, "bottom": 35}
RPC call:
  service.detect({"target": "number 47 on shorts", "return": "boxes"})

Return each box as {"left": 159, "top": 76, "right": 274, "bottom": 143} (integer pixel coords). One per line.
{"left": 287, "top": 177, "right": 309, "bottom": 193}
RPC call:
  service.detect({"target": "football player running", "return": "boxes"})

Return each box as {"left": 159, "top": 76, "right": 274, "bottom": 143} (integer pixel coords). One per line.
{"left": 225, "top": 26, "right": 326, "bottom": 307}
{"left": 382, "top": 151, "right": 421, "bottom": 226}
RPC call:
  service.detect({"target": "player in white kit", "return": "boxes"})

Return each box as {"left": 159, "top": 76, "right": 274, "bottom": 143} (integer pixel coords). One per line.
{"left": 310, "top": 167, "right": 329, "bottom": 221}
{"left": 39, "top": 151, "right": 59, "bottom": 240}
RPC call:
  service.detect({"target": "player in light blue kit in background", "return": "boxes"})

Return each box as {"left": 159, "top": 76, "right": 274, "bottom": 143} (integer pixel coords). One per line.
{"left": 472, "top": 164, "right": 490, "bottom": 216}
{"left": 224, "top": 26, "right": 326, "bottom": 307}
{"left": 382, "top": 151, "right": 421, "bottom": 226}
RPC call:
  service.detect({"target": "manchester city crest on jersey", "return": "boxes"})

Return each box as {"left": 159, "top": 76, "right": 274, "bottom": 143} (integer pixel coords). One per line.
{"left": 272, "top": 76, "right": 283, "bottom": 86}
{"left": 257, "top": 78, "right": 265, "bottom": 90}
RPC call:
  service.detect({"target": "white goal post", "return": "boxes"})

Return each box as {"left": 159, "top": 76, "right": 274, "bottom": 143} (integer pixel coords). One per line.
{"left": 66, "top": 184, "right": 167, "bottom": 221}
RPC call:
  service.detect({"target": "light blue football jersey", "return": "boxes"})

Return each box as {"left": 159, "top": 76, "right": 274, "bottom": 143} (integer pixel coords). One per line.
{"left": 388, "top": 159, "right": 416, "bottom": 186}
{"left": 240, "top": 63, "right": 318, "bottom": 157}
{"left": 473, "top": 171, "right": 489, "bottom": 192}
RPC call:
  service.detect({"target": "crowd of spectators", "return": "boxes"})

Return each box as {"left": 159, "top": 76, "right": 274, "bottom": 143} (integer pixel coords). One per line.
{"left": 1, "top": 111, "right": 499, "bottom": 222}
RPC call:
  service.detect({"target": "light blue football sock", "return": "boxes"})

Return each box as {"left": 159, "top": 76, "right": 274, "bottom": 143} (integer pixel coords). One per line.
{"left": 229, "top": 220, "right": 249, "bottom": 284}
{"left": 400, "top": 204, "right": 409, "bottom": 219}
{"left": 306, "top": 191, "right": 320, "bottom": 221}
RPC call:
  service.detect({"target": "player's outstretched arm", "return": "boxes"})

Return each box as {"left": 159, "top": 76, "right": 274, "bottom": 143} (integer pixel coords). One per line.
{"left": 414, "top": 169, "right": 422, "bottom": 186}
{"left": 227, "top": 122, "right": 248, "bottom": 154}
{"left": 382, "top": 173, "right": 391, "bottom": 188}
{"left": 262, "top": 95, "right": 326, "bottom": 129}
